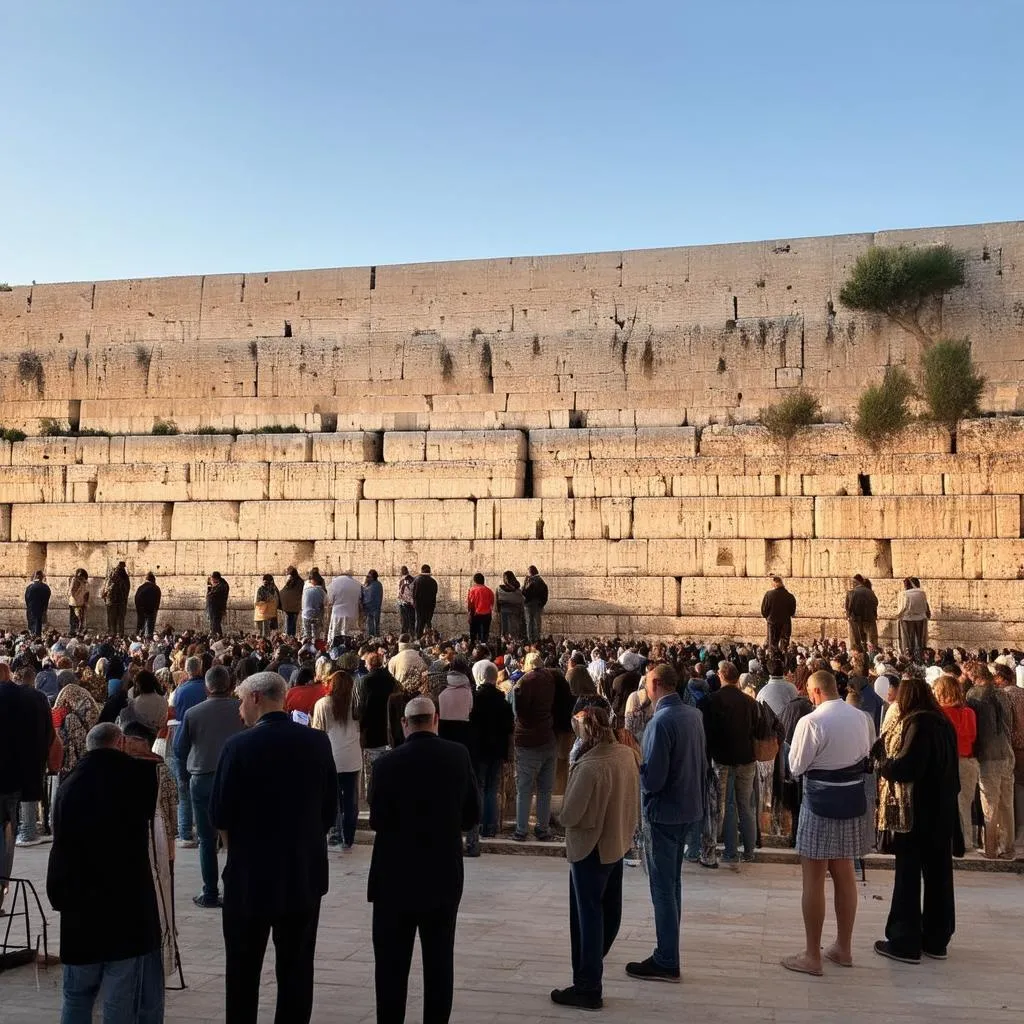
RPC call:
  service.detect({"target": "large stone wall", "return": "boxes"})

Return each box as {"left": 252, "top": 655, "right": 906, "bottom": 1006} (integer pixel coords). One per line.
{"left": 1, "top": 221, "right": 1023, "bottom": 642}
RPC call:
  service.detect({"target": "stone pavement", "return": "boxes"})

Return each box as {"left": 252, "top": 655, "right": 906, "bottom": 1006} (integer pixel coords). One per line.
{"left": 3, "top": 842, "right": 1023, "bottom": 1023}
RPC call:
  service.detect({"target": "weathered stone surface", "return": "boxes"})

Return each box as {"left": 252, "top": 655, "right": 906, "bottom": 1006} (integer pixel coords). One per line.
{"left": 12, "top": 503, "right": 170, "bottom": 542}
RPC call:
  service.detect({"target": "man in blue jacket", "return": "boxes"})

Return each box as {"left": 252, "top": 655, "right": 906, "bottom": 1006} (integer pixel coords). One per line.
{"left": 627, "top": 663, "right": 706, "bottom": 983}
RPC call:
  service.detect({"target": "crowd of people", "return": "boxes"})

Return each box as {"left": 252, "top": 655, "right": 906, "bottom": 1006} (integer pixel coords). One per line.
{"left": 1, "top": 602, "right": 1023, "bottom": 1020}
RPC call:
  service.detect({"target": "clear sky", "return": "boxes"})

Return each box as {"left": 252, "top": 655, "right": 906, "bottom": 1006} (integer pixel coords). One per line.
{"left": 1, "top": 1, "right": 1020, "bottom": 284}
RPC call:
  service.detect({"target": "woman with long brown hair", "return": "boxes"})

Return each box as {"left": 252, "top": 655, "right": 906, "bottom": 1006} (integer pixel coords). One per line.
{"left": 311, "top": 670, "right": 361, "bottom": 851}
{"left": 874, "top": 675, "right": 961, "bottom": 964}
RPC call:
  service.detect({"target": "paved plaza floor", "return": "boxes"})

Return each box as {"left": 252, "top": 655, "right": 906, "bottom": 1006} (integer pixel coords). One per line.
{"left": 3, "top": 843, "right": 1023, "bottom": 1023}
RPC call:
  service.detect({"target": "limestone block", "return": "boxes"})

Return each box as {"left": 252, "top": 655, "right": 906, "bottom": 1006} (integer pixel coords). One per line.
{"left": 528, "top": 429, "right": 591, "bottom": 462}
{"left": 605, "top": 539, "right": 650, "bottom": 577}
{"left": 0, "top": 466, "right": 67, "bottom": 503}
{"left": 0, "top": 441, "right": 11, "bottom": 468}
{"left": 752, "top": 538, "right": 793, "bottom": 577}
{"left": 391, "top": 500, "right": 476, "bottom": 540}
{"left": 813, "top": 496, "right": 1020, "bottom": 539}
{"left": 0, "top": 542, "right": 47, "bottom": 576}
{"left": 310, "top": 541, "right": 389, "bottom": 575}
{"left": 12, "top": 503, "right": 170, "bottom": 542}
{"left": 646, "top": 539, "right": 700, "bottom": 576}
{"left": 237, "top": 501, "right": 335, "bottom": 541}
{"left": 311, "top": 432, "right": 382, "bottom": 463}
{"left": 189, "top": 463, "right": 270, "bottom": 501}
{"left": 230, "top": 433, "right": 311, "bottom": 463}
{"left": 485, "top": 499, "right": 575, "bottom": 540}
{"left": 11, "top": 437, "right": 110, "bottom": 467}
{"left": 362, "top": 461, "right": 524, "bottom": 500}
{"left": 123, "top": 435, "right": 234, "bottom": 466}
{"left": 573, "top": 498, "right": 633, "bottom": 540}
{"left": 792, "top": 539, "right": 898, "bottom": 579}
{"left": 171, "top": 502, "right": 240, "bottom": 541}
{"left": 383, "top": 432, "right": 426, "bottom": 462}
{"left": 174, "top": 541, "right": 258, "bottom": 576}
{"left": 269, "top": 464, "right": 335, "bottom": 501}
{"left": 421, "top": 430, "right": 527, "bottom": 463}
{"left": 698, "top": 422, "right": 950, "bottom": 458}
{"left": 355, "top": 500, "right": 382, "bottom": 540}
{"left": 632, "top": 498, "right": 813, "bottom": 539}
{"left": 253, "top": 541, "right": 316, "bottom": 573}
{"left": 698, "top": 539, "right": 748, "bottom": 577}
{"left": 959, "top": 540, "right": 1024, "bottom": 580}
{"left": 544, "top": 576, "right": 670, "bottom": 615}
{"left": 957, "top": 417, "right": 1024, "bottom": 454}
{"left": 549, "top": 539, "right": 610, "bottom": 576}
{"left": 95, "top": 464, "right": 189, "bottom": 502}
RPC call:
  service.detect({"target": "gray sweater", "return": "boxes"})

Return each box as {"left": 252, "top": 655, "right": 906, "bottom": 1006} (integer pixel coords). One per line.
{"left": 177, "top": 696, "right": 244, "bottom": 775}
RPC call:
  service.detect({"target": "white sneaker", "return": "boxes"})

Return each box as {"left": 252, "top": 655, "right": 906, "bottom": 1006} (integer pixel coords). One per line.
{"left": 177, "top": 839, "right": 198, "bottom": 849}
{"left": 15, "top": 837, "right": 45, "bottom": 847}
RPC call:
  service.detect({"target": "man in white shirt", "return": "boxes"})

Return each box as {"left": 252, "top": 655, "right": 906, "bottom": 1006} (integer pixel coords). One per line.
{"left": 781, "top": 670, "right": 872, "bottom": 978}
{"left": 587, "top": 648, "right": 607, "bottom": 688}
{"left": 326, "top": 572, "right": 362, "bottom": 644}
{"left": 755, "top": 658, "right": 798, "bottom": 718}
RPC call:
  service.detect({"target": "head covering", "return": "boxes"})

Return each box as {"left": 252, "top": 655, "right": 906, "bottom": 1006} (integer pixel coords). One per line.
{"left": 925, "top": 665, "right": 944, "bottom": 685}
{"left": 404, "top": 695, "right": 435, "bottom": 718}
{"left": 472, "top": 660, "right": 497, "bottom": 686}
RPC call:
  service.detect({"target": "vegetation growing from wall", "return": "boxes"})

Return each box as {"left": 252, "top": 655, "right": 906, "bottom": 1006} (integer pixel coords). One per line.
{"left": 854, "top": 367, "right": 917, "bottom": 449}
{"left": 839, "top": 244, "right": 965, "bottom": 347}
{"left": 759, "top": 388, "right": 822, "bottom": 442}
{"left": 152, "top": 419, "right": 179, "bottom": 435}
{"left": 920, "top": 339, "right": 985, "bottom": 431}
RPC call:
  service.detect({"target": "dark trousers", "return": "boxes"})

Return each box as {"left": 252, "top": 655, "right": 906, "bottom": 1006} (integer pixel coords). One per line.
{"left": 285, "top": 611, "right": 298, "bottom": 636}
{"left": 223, "top": 901, "right": 321, "bottom": 1024}
{"left": 106, "top": 602, "right": 127, "bottom": 635}
{"left": 137, "top": 611, "right": 156, "bottom": 636}
{"left": 399, "top": 604, "right": 415, "bottom": 634}
{"left": 69, "top": 606, "right": 85, "bottom": 633}
{"left": 372, "top": 901, "right": 459, "bottom": 1024}
{"left": 885, "top": 831, "right": 956, "bottom": 957}
{"left": 569, "top": 849, "right": 623, "bottom": 995}
{"left": 414, "top": 605, "right": 434, "bottom": 637}
{"left": 475, "top": 757, "right": 503, "bottom": 836}
{"left": 333, "top": 770, "right": 359, "bottom": 847}
{"left": 26, "top": 610, "right": 45, "bottom": 636}
{"left": 208, "top": 610, "right": 224, "bottom": 635}
{"left": 469, "top": 613, "right": 491, "bottom": 645}
{"left": 766, "top": 620, "right": 791, "bottom": 649}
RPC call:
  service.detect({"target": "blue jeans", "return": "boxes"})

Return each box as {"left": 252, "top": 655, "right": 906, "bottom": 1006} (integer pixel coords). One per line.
{"left": 717, "top": 762, "right": 756, "bottom": 861}
{"left": 61, "top": 948, "right": 165, "bottom": 1024}
{"left": 524, "top": 604, "right": 543, "bottom": 643}
{"left": 0, "top": 792, "right": 19, "bottom": 910}
{"left": 365, "top": 610, "right": 381, "bottom": 636}
{"left": 476, "top": 758, "right": 503, "bottom": 836}
{"left": 17, "top": 800, "right": 39, "bottom": 843}
{"left": 569, "top": 849, "right": 624, "bottom": 995}
{"left": 645, "top": 819, "right": 696, "bottom": 971}
{"left": 333, "top": 771, "right": 359, "bottom": 847}
{"left": 190, "top": 773, "right": 218, "bottom": 899}
{"left": 167, "top": 753, "right": 193, "bottom": 841}
{"left": 284, "top": 611, "right": 298, "bottom": 636}
{"left": 515, "top": 742, "right": 556, "bottom": 836}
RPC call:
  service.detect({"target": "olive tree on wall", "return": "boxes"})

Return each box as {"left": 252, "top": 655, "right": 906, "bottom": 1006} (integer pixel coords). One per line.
{"left": 839, "top": 244, "right": 966, "bottom": 347}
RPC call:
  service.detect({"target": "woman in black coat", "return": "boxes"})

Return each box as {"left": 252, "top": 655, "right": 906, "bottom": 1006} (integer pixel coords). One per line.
{"left": 874, "top": 676, "right": 962, "bottom": 964}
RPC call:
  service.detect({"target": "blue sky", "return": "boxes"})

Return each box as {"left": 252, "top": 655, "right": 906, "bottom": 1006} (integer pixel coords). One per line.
{"left": 1, "top": 1, "right": 1020, "bottom": 284}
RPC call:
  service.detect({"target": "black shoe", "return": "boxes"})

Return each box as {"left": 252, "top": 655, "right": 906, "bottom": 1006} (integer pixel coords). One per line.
{"left": 625, "top": 956, "right": 680, "bottom": 983}
{"left": 922, "top": 948, "right": 948, "bottom": 960}
{"left": 193, "top": 894, "right": 223, "bottom": 909}
{"left": 511, "top": 831, "right": 528, "bottom": 842}
{"left": 550, "top": 986, "right": 602, "bottom": 1010}
{"left": 534, "top": 831, "right": 556, "bottom": 842}
{"left": 465, "top": 847, "right": 481, "bottom": 858}
{"left": 873, "top": 940, "right": 919, "bottom": 964}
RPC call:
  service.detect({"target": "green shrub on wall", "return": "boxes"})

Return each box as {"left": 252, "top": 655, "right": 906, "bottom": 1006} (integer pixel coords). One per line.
{"left": 854, "top": 367, "right": 917, "bottom": 450}
{"left": 921, "top": 339, "right": 985, "bottom": 431}
{"left": 759, "top": 388, "right": 822, "bottom": 443}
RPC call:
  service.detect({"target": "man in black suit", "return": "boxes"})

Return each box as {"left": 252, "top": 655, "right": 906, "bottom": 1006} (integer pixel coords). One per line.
{"left": 369, "top": 695, "right": 481, "bottom": 1024}
{"left": 412, "top": 564, "right": 438, "bottom": 637}
{"left": 210, "top": 671, "right": 337, "bottom": 1024}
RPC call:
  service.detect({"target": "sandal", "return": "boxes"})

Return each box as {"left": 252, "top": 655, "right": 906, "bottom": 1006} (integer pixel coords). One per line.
{"left": 781, "top": 953, "right": 823, "bottom": 976}
{"left": 824, "top": 944, "right": 853, "bottom": 967}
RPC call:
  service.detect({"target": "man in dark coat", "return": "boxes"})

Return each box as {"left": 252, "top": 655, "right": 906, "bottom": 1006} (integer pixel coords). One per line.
{"left": 12, "top": 665, "right": 54, "bottom": 846}
{"left": 210, "top": 671, "right": 337, "bottom": 1024}
{"left": 522, "top": 565, "right": 549, "bottom": 643}
{"left": 369, "top": 695, "right": 480, "bottom": 1024}
{"left": 845, "top": 575, "right": 879, "bottom": 652}
{"left": 102, "top": 561, "right": 131, "bottom": 635}
{"left": 134, "top": 572, "right": 162, "bottom": 637}
{"left": 46, "top": 722, "right": 163, "bottom": 1021}
{"left": 761, "top": 575, "right": 797, "bottom": 650}
{"left": 24, "top": 570, "right": 51, "bottom": 636}
{"left": 206, "top": 571, "right": 230, "bottom": 635}
{"left": 412, "top": 564, "right": 438, "bottom": 637}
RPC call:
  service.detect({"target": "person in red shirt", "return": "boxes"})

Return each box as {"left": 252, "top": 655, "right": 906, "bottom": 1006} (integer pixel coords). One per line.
{"left": 466, "top": 573, "right": 495, "bottom": 646}
{"left": 933, "top": 674, "right": 978, "bottom": 852}
{"left": 283, "top": 666, "right": 327, "bottom": 721}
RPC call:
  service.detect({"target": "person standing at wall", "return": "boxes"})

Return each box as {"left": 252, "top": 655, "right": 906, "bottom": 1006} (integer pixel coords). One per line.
{"left": 102, "top": 561, "right": 131, "bottom": 636}
{"left": 466, "top": 573, "right": 495, "bottom": 646}
{"left": 326, "top": 570, "right": 361, "bottom": 643}
{"left": 469, "top": 660, "right": 514, "bottom": 840}
{"left": 845, "top": 576, "right": 879, "bottom": 652}
{"left": 167, "top": 656, "right": 207, "bottom": 848}
{"left": 67, "top": 568, "right": 90, "bottom": 634}
{"left": 279, "top": 566, "right": 304, "bottom": 638}
{"left": 413, "top": 564, "right": 439, "bottom": 637}
{"left": 362, "top": 569, "right": 384, "bottom": 637}
{"left": 206, "top": 572, "right": 230, "bottom": 635}
{"left": 302, "top": 567, "right": 328, "bottom": 642}
{"left": 396, "top": 566, "right": 416, "bottom": 635}
{"left": 897, "top": 578, "right": 930, "bottom": 660}
{"left": 522, "top": 566, "right": 549, "bottom": 643}
{"left": 253, "top": 574, "right": 280, "bottom": 638}
{"left": 25, "top": 570, "right": 51, "bottom": 637}
{"left": 134, "top": 572, "right": 162, "bottom": 637}
{"left": 496, "top": 571, "right": 525, "bottom": 638}
{"left": 761, "top": 575, "right": 796, "bottom": 650}
{"left": 13, "top": 665, "right": 54, "bottom": 849}
{"left": 368, "top": 695, "right": 480, "bottom": 1024}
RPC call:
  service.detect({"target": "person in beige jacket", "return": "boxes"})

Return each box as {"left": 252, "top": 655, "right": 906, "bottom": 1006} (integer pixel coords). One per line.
{"left": 550, "top": 701, "right": 639, "bottom": 1012}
